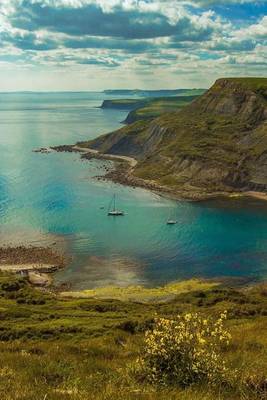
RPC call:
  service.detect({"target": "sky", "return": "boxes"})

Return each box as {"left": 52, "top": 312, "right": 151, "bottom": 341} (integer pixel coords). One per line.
{"left": 0, "top": 0, "right": 266, "bottom": 91}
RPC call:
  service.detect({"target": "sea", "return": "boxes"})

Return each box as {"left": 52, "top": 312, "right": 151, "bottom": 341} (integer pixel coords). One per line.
{"left": 1, "top": 92, "right": 267, "bottom": 289}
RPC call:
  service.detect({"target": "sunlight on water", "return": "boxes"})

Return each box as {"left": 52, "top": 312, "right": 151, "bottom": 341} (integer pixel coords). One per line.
{"left": 1, "top": 92, "right": 267, "bottom": 289}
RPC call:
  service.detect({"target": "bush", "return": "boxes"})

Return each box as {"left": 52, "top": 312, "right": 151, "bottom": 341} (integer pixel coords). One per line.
{"left": 244, "top": 373, "right": 267, "bottom": 399}
{"left": 137, "top": 311, "right": 234, "bottom": 387}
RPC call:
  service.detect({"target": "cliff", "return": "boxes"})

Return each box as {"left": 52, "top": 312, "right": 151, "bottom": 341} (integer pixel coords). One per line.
{"left": 100, "top": 95, "right": 201, "bottom": 123}
{"left": 124, "top": 96, "right": 199, "bottom": 124}
{"left": 100, "top": 99, "right": 147, "bottom": 110}
{"left": 86, "top": 78, "right": 267, "bottom": 198}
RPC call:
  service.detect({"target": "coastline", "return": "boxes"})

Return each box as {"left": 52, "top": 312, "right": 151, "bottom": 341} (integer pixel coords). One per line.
{"left": 0, "top": 245, "right": 67, "bottom": 286}
{"left": 60, "top": 278, "right": 219, "bottom": 302}
{"left": 50, "top": 144, "right": 267, "bottom": 203}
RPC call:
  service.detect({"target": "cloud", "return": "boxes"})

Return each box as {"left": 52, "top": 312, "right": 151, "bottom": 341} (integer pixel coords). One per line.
{"left": 0, "top": 0, "right": 266, "bottom": 90}
{"left": 63, "top": 36, "right": 155, "bottom": 53}
{"left": 1, "top": 30, "right": 58, "bottom": 51}
{"left": 207, "top": 38, "right": 257, "bottom": 51}
{"left": 8, "top": 1, "right": 219, "bottom": 40}
{"left": 77, "top": 57, "right": 120, "bottom": 67}
{"left": 235, "top": 15, "right": 267, "bottom": 39}
{"left": 187, "top": 0, "right": 267, "bottom": 5}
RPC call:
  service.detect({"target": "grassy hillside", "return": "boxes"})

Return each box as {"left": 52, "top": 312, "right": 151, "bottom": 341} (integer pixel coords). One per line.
{"left": 124, "top": 96, "right": 199, "bottom": 123}
{"left": 219, "top": 77, "right": 267, "bottom": 95}
{"left": 87, "top": 78, "right": 267, "bottom": 199}
{"left": 101, "top": 95, "right": 201, "bottom": 123}
{"left": 0, "top": 273, "right": 267, "bottom": 399}
{"left": 101, "top": 99, "right": 147, "bottom": 110}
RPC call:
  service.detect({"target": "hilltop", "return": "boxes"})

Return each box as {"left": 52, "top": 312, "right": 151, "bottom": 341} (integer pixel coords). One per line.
{"left": 103, "top": 88, "right": 206, "bottom": 97}
{"left": 84, "top": 78, "right": 267, "bottom": 200}
{"left": 101, "top": 95, "right": 200, "bottom": 123}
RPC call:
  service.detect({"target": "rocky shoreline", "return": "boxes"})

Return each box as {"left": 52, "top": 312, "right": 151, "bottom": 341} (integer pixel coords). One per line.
{"left": 0, "top": 245, "right": 68, "bottom": 286}
{"left": 37, "top": 144, "right": 267, "bottom": 203}
{"left": 104, "top": 161, "right": 267, "bottom": 202}
{"left": 51, "top": 144, "right": 247, "bottom": 202}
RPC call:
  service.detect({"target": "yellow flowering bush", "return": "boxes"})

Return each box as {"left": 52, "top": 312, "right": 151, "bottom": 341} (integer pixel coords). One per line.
{"left": 138, "top": 311, "right": 232, "bottom": 387}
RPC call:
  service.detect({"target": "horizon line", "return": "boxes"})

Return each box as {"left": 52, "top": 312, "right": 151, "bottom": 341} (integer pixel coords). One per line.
{"left": 0, "top": 88, "right": 207, "bottom": 94}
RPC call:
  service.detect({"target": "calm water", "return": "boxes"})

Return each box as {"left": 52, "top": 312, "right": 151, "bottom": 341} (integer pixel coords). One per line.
{"left": 1, "top": 92, "right": 267, "bottom": 289}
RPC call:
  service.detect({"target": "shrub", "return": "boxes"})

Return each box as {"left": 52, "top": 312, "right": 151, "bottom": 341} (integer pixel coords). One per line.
{"left": 137, "top": 311, "right": 234, "bottom": 387}
{"left": 244, "top": 373, "right": 267, "bottom": 399}
{"left": 118, "top": 320, "right": 140, "bottom": 334}
{"left": 0, "top": 279, "right": 25, "bottom": 292}
{"left": 118, "top": 318, "right": 155, "bottom": 334}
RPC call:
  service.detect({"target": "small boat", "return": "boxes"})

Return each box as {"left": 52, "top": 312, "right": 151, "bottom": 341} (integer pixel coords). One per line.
{"left": 166, "top": 206, "right": 177, "bottom": 225}
{"left": 167, "top": 219, "right": 177, "bottom": 225}
{"left": 108, "top": 194, "right": 125, "bottom": 216}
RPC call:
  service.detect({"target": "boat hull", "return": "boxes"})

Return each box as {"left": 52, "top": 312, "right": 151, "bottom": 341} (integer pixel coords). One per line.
{"left": 108, "top": 211, "right": 124, "bottom": 216}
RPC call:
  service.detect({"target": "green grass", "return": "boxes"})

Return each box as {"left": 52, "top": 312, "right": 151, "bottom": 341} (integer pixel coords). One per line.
{"left": 219, "top": 77, "right": 267, "bottom": 94}
{"left": 125, "top": 96, "right": 199, "bottom": 123}
{"left": 61, "top": 278, "right": 218, "bottom": 302}
{"left": 0, "top": 272, "right": 267, "bottom": 399}
{"left": 101, "top": 95, "right": 202, "bottom": 123}
{"left": 85, "top": 78, "right": 266, "bottom": 196}
{"left": 101, "top": 99, "right": 147, "bottom": 110}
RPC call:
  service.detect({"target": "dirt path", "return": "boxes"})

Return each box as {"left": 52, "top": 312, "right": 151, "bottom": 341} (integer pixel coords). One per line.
{"left": 244, "top": 191, "right": 267, "bottom": 201}
{"left": 72, "top": 146, "right": 138, "bottom": 168}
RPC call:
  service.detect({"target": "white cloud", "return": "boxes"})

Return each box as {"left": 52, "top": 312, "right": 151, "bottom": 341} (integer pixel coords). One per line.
{"left": 0, "top": 0, "right": 266, "bottom": 90}
{"left": 235, "top": 16, "right": 267, "bottom": 39}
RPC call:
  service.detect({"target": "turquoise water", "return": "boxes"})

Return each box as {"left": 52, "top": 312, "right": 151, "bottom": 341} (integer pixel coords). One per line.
{"left": 1, "top": 92, "right": 267, "bottom": 289}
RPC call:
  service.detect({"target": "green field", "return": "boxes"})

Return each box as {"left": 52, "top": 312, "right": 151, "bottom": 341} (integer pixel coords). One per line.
{"left": 125, "top": 96, "right": 200, "bottom": 123}
{"left": 218, "top": 78, "right": 267, "bottom": 95}
{"left": 101, "top": 94, "right": 204, "bottom": 123}
{"left": 0, "top": 272, "right": 267, "bottom": 399}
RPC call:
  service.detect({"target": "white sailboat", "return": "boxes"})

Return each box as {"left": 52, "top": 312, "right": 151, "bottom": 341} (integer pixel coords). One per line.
{"left": 166, "top": 206, "right": 177, "bottom": 225}
{"left": 167, "top": 219, "right": 177, "bottom": 225}
{"left": 108, "top": 194, "right": 125, "bottom": 216}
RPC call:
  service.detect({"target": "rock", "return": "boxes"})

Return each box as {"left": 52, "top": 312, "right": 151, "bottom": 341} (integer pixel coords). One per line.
{"left": 28, "top": 272, "right": 52, "bottom": 287}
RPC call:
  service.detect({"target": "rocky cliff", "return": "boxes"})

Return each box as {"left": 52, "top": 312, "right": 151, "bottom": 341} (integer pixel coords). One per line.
{"left": 86, "top": 78, "right": 267, "bottom": 198}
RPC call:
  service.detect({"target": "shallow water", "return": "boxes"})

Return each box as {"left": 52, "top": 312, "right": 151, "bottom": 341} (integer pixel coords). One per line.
{"left": 1, "top": 92, "right": 267, "bottom": 289}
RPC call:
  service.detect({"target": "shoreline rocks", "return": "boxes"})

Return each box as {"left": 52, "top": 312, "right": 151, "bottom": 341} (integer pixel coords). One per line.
{"left": 0, "top": 245, "right": 68, "bottom": 287}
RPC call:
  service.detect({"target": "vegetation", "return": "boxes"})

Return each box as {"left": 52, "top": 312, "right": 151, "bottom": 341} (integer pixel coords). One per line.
{"left": 101, "top": 99, "right": 147, "bottom": 110}
{"left": 86, "top": 78, "right": 267, "bottom": 198}
{"left": 124, "top": 96, "right": 199, "bottom": 123}
{"left": 0, "top": 272, "right": 267, "bottom": 399}
{"left": 101, "top": 96, "right": 201, "bottom": 123}
{"left": 214, "top": 78, "right": 267, "bottom": 98}
{"left": 137, "top": 312, "right": 233, "bottom": 387}
{"left": 63, "top": 278, "right": 218, "bottom": 302}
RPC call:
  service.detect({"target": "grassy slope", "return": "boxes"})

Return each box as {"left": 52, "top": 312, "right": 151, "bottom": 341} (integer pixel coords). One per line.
{"left": 134, "top": 79, "right": 267, "bottom": 188}
{"left": 101, "top": 94, "right": 203, "bottom": 123}
{"left": 134, "top": 111, "right": 249, "bottom": 182}
{"left": 125, "top": 96, "right": 199, "bottom": 123}
{"left": 62, "top": 279, "right": 218, "bottom": 302}
{"left": 0, "top": 273, "right": 267, "bottom": 399}
{"left": 101, "top": 99, "right": 147, "bottom": 110}
{"left": 87, "top": 78, "right": 267, "bottom": 195}
{"left": 221, "top": 77, "right": 267, "bottom": 94}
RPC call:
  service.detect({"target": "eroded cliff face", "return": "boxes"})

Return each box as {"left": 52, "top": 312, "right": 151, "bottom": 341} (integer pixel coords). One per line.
{"left": 88, "top": 78, "right": 267, "bottom": 198}
{"left": 190, "top": 78, "right": 267, "bottom": 123}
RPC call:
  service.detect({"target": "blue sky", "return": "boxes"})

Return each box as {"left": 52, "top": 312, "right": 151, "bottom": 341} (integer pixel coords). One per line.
{"left": 0, "top": 0, "right": 266, "bottom": 90}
